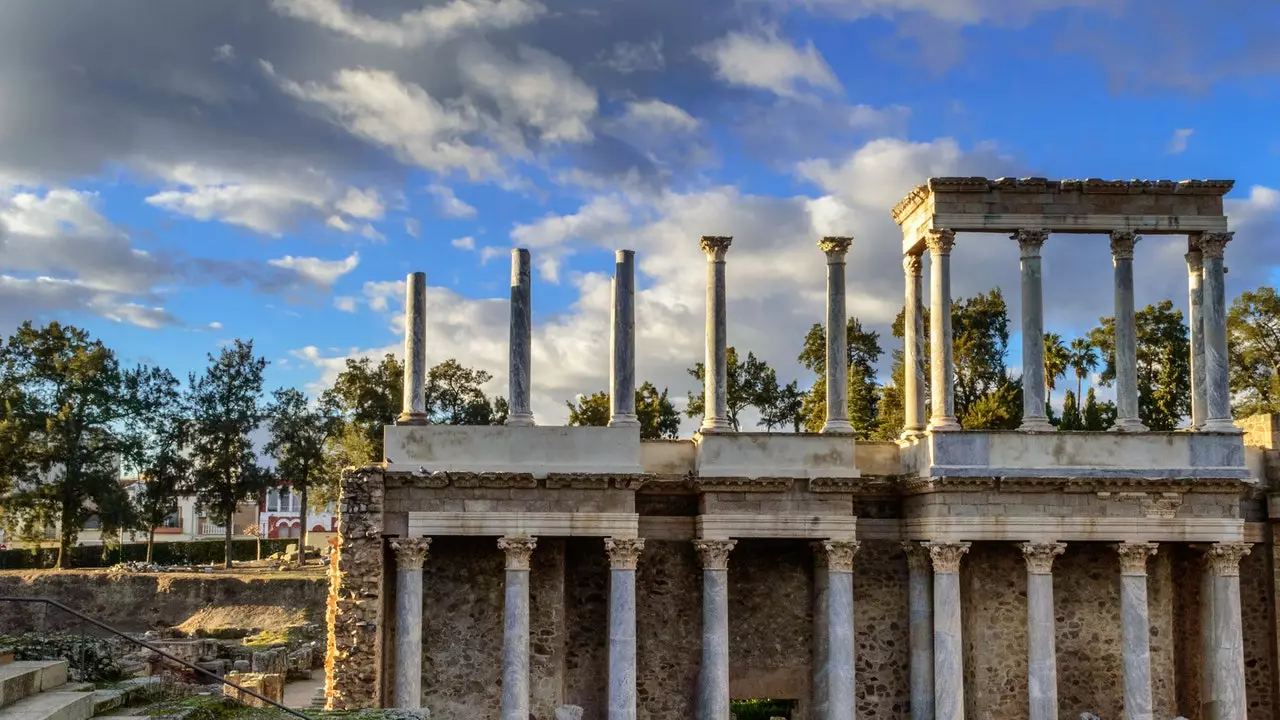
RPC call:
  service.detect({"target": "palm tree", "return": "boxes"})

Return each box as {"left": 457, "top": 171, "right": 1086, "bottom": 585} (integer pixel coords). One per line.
{"left": 1043, "top": 333, "right": 1069, "bottom": 411}
{"left": 1067, "top": 337, "right": 1100, "bottom": 402}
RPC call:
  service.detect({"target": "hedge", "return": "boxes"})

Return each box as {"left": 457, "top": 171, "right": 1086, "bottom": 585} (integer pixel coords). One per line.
{"left": 0, "top": 539, "right": 295, "bottom": 570}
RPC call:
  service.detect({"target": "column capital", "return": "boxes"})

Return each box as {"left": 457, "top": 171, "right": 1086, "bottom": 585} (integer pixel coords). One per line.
{"left": 1012, "top": 228, "right": 1050, "bottom": 257}
{"left": 901, "top": 541, "right": 932, "bottom": 573}
{"left": 605, "top": 537, "right": 645, "bottom": 570}
{"left": 1206, "top": 542, "right": 1252, "bottom": 576}
{"left": 1197, "top": 231, "right": 1234, "bottom": 260}
{"left": 903, "top": 252, "right": 923, "bottom": 276}
{"left": 390, "top": 537, "right": 432, "bottom": 569}
{"left": 1116, "top": 542, "right": 1158, "bottom": 575}
{"left": 498, "top": 535, "right": 538, "bottom": 570}
{"left": 1109, "top": 230, "right": 1140, "bottom": 260}
{"left": 699, "top": 235, "right": 733, "bottom": 261}
{"left": 924, "top": 228, "right": 956, "bottom": 255}
{"left": 1020, "top": 542, "right": 1065, "bottom": 574}
{"left": 818, "top": 235, "right": 853, "bottom": 260}
{"left": 821, "top": 539, "right": 861, "bottom": 572}
{"left": 1186, "top": 249, "right": 1204, "bottom": 273}
{"left": 924, "top": 541, "right": 970, "bottom": 573}
{"left": 694, "top": 539, "right": 737, "bottom": 570}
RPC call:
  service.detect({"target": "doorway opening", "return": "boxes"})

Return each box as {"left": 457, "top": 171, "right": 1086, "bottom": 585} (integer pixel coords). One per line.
{"left": 730, "top": 698, "right": 798, "bottom": 719}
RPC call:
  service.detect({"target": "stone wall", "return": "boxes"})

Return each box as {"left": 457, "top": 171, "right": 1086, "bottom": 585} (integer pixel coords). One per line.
{"left": 635, "top": 540, "right": 701, "bottom": 720}
{"left": 853, "top": 541, "right": 911, "bottom": 718}
{"left": 1243, "top": 544, "right": 1276, "bottom": 720}
{"left": 325, "top": 465, "right": 386, "bottom": 711}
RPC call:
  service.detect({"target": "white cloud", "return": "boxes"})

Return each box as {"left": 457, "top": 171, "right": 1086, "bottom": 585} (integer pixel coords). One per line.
{"left": 207, "top": 321, "right": 224, "bottom": 330}
{"left": 1167, "top": 128, "right": 1194, "bottom": 155}
{"left": 796, "top": 0, "right": 1105, "bottom": 25}
{"left": 406, "top": 218, "right": 421, "bottom": 238}
{"left": 458, "top": 43, "right": 599, "bottom": 145}
{"left": 428, "top": 184, "right": 478, "bottom": 218}
{"left": 267, "top": 252, "right": 360, "bottom": 288}
{"left": 699, "top": 31, "right": 841, "bottom": 98}
{"left": 452, "top": 236, "right": 476, "bottom": 250}
{"left": 269, "top": 0, "right": 545, "bottom": 48}
{"left": 213, "top": 44, "right": 236, "bottom": 62}
{"left": 619, "top": 100, "right": 699, "bottom": 133}
{"left": 334, "top": 296, "right": 358, "bottom": 313}
{"left": 479, "top": 246, "right": 505, "bottom": 265}
{"left": 598, "top": 38, "right": 666, "bottom": 74}
{"left": 334, "top": 187, "right": 384, "bottom": 219}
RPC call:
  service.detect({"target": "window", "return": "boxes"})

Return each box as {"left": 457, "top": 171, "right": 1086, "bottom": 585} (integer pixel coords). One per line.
{"left": 160, "top": 511, "right": 181, "bottom": 529}
{"left": 83, "top": 515, "right": 101, "bottom": 530}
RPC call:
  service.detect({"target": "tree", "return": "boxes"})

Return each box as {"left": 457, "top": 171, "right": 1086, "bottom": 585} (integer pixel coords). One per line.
{"left": 324, "top": 353, "right": 403, "bottom": 464}
{"left": 1059, "top": 390, "right": 1081, "bottom": 431}
{"left": 266, "top": 388, "right": 342, "bottom": 557}
{"left": 1088, "top": 300, "right": 1190, "bottom": 430}
{"left": 1043, "top": 333, "right": 1069, "bottom": 414}
{"left": 1067, "top": 337, "right": 1100, "bottom": 406}
{"left": 133, "top": 416, "right": 192, "bottom": 563}
{"left": 186, "top": 339, "right": 272, "bottom": 569}
{"left": 0, "top": 322, "right": 177, "bottom": 568}
{"left": 685, "top": 347, "right": 775, "bottom": 431}
{"left": 759, "top": 375, "right": 806, "bottom": 432}
{"left": 565, "top": 383, "right": 681, "bottom": 439}
{"left": 796, "top": 320, "right": 883, "bottom": 438}
{"left": 1227, "top": 286, "right": 1280, "bottom": 417}
{"left": 425, "top": 359, "right": 506, "bottom": 425}
{"left": 1081, "top": 387, "right": 1115, "bottom": 431}
{"left": 960, "top": 377, "right": 1023, "bottom": 430}
{"left": 952, "top": 290, "right": 1014, "bottom": 423}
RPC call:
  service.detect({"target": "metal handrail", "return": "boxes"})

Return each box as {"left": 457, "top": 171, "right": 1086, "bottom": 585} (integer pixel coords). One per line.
{"left": 0, "top": 596, "right": 311, "bottom": 720}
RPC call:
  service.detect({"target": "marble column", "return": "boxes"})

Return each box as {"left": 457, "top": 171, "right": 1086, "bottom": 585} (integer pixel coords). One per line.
{"left": 812, "top": 543, "right": 831, "bottom": 720}
{"left": 823, "top": 540, "right": 860, "bottom": 720}
{"left": 925, "top": 541, "right": 970, "bottom": 720}
{"left": 820, "top": 237, "right": 855, "bottom": 434}
{"left": 1117, "top": 542, "right": 1158, "bottom": 720}
{"left": 1200, "top": 549, "right": 1217, "bottom": 720}
{"left": 391, "top": 538, "right": 431, "bottom": 709}
{"left": 1198, "top": 233, "right": 1240, "bottom": 433}
{"left": 1110, "top": 231, "right": 1147, "bottom": 432}
{"left": 1021, "top": 542, "right": 1065, "bottom": 720}
{"left": 902, "top": 542, "right": 934, "bottom": 720}
{"left": 499, "top": 535, "right": 537, "bottom": 720}
{"left": 606, "top": 538, "right": 644, "bottom": 720}
{"left": 925, "top": 229, "right": 960, "bottom": 431}
{"left": 1186, "top": 247, "right": 1207, "bottom": 430}
{"left": 1206, "top": 542, "right": 1252, "bottom": 720}
{"left": 398, "top": 272, "right": 428, "bottom": 423}
{"left": 700, "top": 236, "right": 734, "bottom": 433}
{"left": 609, "top": 250, "right": 640, "bottom": 428}
{"left": 506, "top": 249, "right": 535, "bottom": 426}
{"left": 1015, "top": 230, "right": 1055, "bottom": 432}
{"left": 902, "top": 255, "right": 926, "bottom": 438}
{"left": 695, "top": 539, "right": 736, "bottom": 720}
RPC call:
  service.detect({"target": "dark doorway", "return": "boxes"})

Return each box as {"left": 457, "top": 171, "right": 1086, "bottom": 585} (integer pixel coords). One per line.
{"left": 730, "top": 698, "right": 798, "bottom": 719}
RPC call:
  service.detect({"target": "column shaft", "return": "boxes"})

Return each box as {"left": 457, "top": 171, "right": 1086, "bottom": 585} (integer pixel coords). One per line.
{"left": 391, "top": 538, "right": 431, "bottom": 709}
{"left": 925, "top": 230, "right": 960, "bottom": 431}
{"left": 820, "top": 238, "right": 854, "bottom": 434}
{"left": 1110, "top": 231, "right": 1147, "bottom": 431}
{"left": 823, "top": 541, "right": 860, "bottom": 720}
{"left": 902, "top": 255, "right": 926, "bottom": 437}
{"left": 1199, "top": 234, "right": 1238, "bottom": 432}
{"left": 1016, "top": 231, "right": 1054, "bottom": 432}
{"left": 506, "top": 249, "right": 535, "bottom": 426}
{"left": 1201, "top": 554, "right": 1216, "bottom": 719}
{"left": 1118, "top": 542, "right": 1157, "bottom": 720}
{"left": 609, "top": 250, "right": 640, "bottom": 428}
{"left": 499, "top": 536, "right": 537, "bottom": 720}
{"left": 606, "top": 539, "right": 643, "bottom": 720}
{"left": 1207, "top": 543, "right": 1252, "bottom": 720}
{"left": 1022, "top": 543, "right": 1064, "bottom": 720}
{"left": 695, "top": 540, "right": 735, "bottom": 720}
{"left": 926, "top": 542, "right": 969, "bottom": 720}
{"left": 399, "top": 272, "right": 428, "bottom": 423}
{"left": 813, "top": 545, "right": 831, "bottom": 720}
{"left": 1187, "top": 249, "right": 1207, "bottom": 429}
{"left": 903, "top": 543, "right": 934, "bottom": 720}
{"left": 700, "top": 237, "right": 733, "bottom": 433}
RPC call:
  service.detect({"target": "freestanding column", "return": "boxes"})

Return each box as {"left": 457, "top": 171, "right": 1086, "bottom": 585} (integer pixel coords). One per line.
{"left": 925, "top": 541, "right": 970, "bottom": 720}
{"left": 819, "top": 237, "right": 855, "bottom": 434}
{"left": 399, "top": 272, "right": 428, "bottom": 423}
{"left": 1187, "top": 247, "right": 1207, "bottom": 430}
{"left": 902, "top": 255, "right": 926, "bottom": 438}
{"left": 812, "top": 543, "right": 831, "bottom": 720}
{"left": 1021, "top": 542, "right": 1065, "bottom": 720}
{"left": 903, "top": 542, "right": 934, "bottom": 720}
{"left": 498, "top": 535, "right": 537, "bottom": 720}
{"left": 1015, "top": 230, "right": 1054, "bottom": 432}
{"left": 606, "top": 538, "right": 644, "bottom": 720}
{"left": 699, "top": 236, "right": 734, "bottom": 433}
{"left": 823, "top": 540, "right": 860, "bottom": 720}
{"left": 695, "top": 539, "right": 736, "bottom": 720}
{"left": 506, "top": 249, "right": 535, "bottom": 426}
{"left": 1198, "top": 233, "right": 1240, "bottom": 432}
{"left": 609, "top": 250, "right": 640, "bottom": 428}
{"left": 1117, "top": 542, "right": 1158, "bottom": 720}
{"left": 925, "top": 229, "right": 960, "bottom": 431}
{"left": 390, "top": 538, "right": 431, "bottom": 708}
{"left": 1206, "top": 542, "right": 1252, "bottom": 720}
{"left": 1109, "top": 231, "right": 1147, "bottom": 432}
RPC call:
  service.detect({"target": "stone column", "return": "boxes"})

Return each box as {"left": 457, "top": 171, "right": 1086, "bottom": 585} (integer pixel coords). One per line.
{"left": 390, "top": 538, "right": 431, "bottom": 709}
{"left": 1021, "top": 542, "right": 1065, "bottom": 720}
{"left": 1206, "top": 542, "right": 1252, "bottom": 720}
{"left": 1200, "top": 549, "right": 1217, "bottom": 719}
{"left": 902, "top": 255, "right": 926, "bottom": 438}
{"left": 695, "top": 539, "right": 736, "bottom": 720}
{"left": 606, "top": 538, "right": 644, "bottom": 720}
{"left": 1199, "top": 233, "right": 1239, "bottom": 433}
{"left": 925, "top": 541, "right": 970, "bottom": 720}
{"left": 609, "top": 250, "right": 640, "bottom": 428}
{"left": 902, "top": 542, "right": 934, "bottom": 720}
{"left": 506, "top": 249, "right": 535, "bottom": 426}
{"left": 1110, "top": 231, "right": 1147, "bottom": 432}
{"left": 820, "top": 237, "right": 855, "bottom": 434}
{"left": 499, "top": 535, "right": 537, "bottom": 720}
{"left": 700, "top": 236, "right": 734, "bottom": 433}
{"left": 398, "top": 272, "right": 428, "bottom": 423}
{"left": 812, "top": 543, "right": 831, "bottom": 720}
{"left": 1117, "top": 542, "right": 1158, "bottom": 720}
{"left": 925, "top": 229, "right": 960, "bottom": 431}
{"left": 823, "top": 540, "right": 860, "bottom": 720}
{"left": 1186, "top": 248, "right": 1207, "bottom": 430}
{"left": 1015, "top": 230, "right": 1055, "bottom": 432}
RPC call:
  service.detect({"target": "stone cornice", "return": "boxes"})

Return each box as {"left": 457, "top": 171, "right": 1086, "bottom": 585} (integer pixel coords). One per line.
{"left": 383, "top": 471, "right": 650, "bottom": 491}
{"left": 901, "top": 476, "right": 1251, "bottom": 496}
{"left": 696, "top": 477, "right": 795, "bottom": 493}
{"left": 809, "top": 477, "right": 897, "bottom": 495}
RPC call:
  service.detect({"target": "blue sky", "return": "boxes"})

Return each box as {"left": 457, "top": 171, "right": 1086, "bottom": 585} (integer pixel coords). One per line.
{"left": 1, "top": 0, "right": 1277, "bottom": 428}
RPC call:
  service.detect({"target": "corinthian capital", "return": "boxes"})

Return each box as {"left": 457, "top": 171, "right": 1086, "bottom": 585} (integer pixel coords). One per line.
{"left": 902, "top": 541, "right": 932, "bottom": 573}
{"left": 818, "top": 236, "right": 853, "bottom": 258}
{"left": 694, "top": 539, "right": 736, "bottom": 569}
{"left": 699, "top": 235, "right": 733, "bottom": 260}
{"left": 1109, "top": 230, "right": 1139, "bottom": 260}
{"left": 1020, "top": 542, "right": 1065, "bottom": 574}
{"left": 1012, "top": 229, "right": 1050, "bottom": 257}
{"left": 498, "top": 535, "right": 538, "bottom": 570}
{"left": 390, "top": 537, "right": 432, "bottom": 569}
{"left": 924, "top": 228, "right": 956, "bottom": 255}
{"left": 605, "top": 537, "right": 645, "bottom": 570}
{"left": 1197, "top": 231, "right": 1234, "bottom": 260}
{"left": 821, "top": 540, "right": 861, "bottom": 572}
{"left": 902, "top": 253, "right": 923, "bottom": 277}
{"left": 924, "top": 541, "right": 970, "bottom": 573}
{"left": 1206, "top": 542, "right": 1251, "bottom": 576}
{"left": 1116, "top": 542, "right": 1158, "bottom": 576}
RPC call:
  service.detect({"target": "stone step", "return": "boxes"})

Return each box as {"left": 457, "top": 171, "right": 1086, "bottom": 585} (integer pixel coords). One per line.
{"left": 0, "top": 690, "right": 94, "bottom": 720}
{"left": 0, "top": 661, "right": 70, "bottom": 709}
{"left": 89, "top": 677, "right": 163, "bottom": 715}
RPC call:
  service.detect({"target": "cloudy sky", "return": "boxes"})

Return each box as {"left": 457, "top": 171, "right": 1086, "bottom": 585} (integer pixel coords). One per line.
{"left": 1, "top": 0, "right": 1278, "bottom": 430}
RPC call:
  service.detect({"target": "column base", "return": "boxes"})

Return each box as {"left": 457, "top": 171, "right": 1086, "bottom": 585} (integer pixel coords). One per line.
{"left": 1018, "top": 417, "right": 1057, "bottom": 433}
{"left": 899, "top": 428, "right": 926, "bottom": 441}
{"left": 505, "top": 412, "right": 536, "bottom": 427}
{"left": 820, "top": 419, "right": 855, "bottom": 435}
{"left": 699, "top": 418, "right": 735, "bottom": 433}
{"left": 396, "top": 412, "right": 429, "bottom": 425}
{"left": 608, "top": 414, "right": 641, "bottom": 428}
{"left": 1201, "top": 418, "right": 1243, "bottom": 433}
{"left": 1112, "top": 417, "right": 1149, "bottom": 433}
{"left": 927, "top": 417, "right": 961, "bottom": 432}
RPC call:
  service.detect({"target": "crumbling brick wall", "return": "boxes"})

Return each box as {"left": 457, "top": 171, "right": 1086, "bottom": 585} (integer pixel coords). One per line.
{"left": 324, "top": 464, "right": 385, "bottom": 710}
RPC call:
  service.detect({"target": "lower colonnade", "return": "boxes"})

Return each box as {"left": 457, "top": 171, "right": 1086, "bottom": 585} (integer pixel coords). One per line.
{"left": 385, "top": 535, "right": 1255, "bottom": 720}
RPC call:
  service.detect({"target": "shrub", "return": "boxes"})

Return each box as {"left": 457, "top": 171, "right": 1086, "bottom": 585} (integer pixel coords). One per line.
{"left": 0, "top": 540, "right": 294, "bottom": 570}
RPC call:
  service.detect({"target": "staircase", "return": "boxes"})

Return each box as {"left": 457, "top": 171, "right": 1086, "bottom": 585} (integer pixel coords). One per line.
{"left": 0, "top": 651, "right": 95, "bottom": 720}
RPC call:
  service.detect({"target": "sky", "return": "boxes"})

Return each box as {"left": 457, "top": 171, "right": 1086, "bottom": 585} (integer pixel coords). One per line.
{"left": 1, "top": 0, "right": 1278, "bottom": 432}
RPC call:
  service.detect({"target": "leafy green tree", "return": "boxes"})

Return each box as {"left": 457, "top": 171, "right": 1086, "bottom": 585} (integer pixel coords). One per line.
{"left": 186, "top": 339, "right": 272, "bottom": 569}
{"left": 952, "top": 289, "right": 1014, "bottom": 423}
{"left": 566, "top": 391, "right": 610, "bottom": 427}
{"left": 266, "top": 388, "right": 343, "bottom": 556}
{"left": 757, "top": 370, "right": 806, "bottom": 432}
{"left": 685, "top": 347, "right": 775, "bottom": 431}
{"left": 960, "top": 377, "right": 1023, "bottom": 430}
{"left": 1043, "top": 332, "right": 1069, "bottom": 416}
{"left": 1059, "top": 390, "right": 1081, "bottom": 431}
{"left": 796, "top": 319, "right": 883, "bottom": 438}
{"left": 1081, "top": 386, "right": 1115, "bottom": 431}
{"left": 1227, "top": 286, "right": 1280, "bottom": 417}
{"left": 1088, "top": 300, "right": 1190, "bottom": 430}
{"left": 133, "top": 415, "right": 192, "bottom": 563}
{"left": 0, "top": 322, "right": 177, "bottom": 568}
{"left": 1067, "top": 337, "right": 1100, "bottom": 405}
{"left": 565, "top": 382, "right": 681, "bottom": 439}
{"left": 323, "top": 353, "right": 403, "bottom": 463}
{"left": 425, "top": 359, "right": 507, "bottom": 425}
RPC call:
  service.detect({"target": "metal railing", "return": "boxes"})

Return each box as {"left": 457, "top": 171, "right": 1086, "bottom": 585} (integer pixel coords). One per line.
{"left": 0, "top": 596, "right": 311, "bottom": 720}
